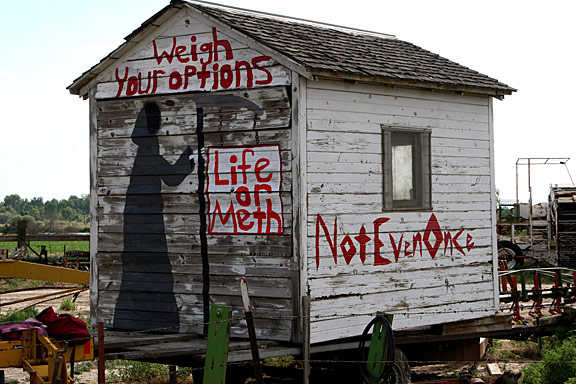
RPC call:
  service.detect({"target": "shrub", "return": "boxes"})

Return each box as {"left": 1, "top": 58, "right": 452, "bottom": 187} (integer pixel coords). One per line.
{"left": 0, "top": 307, "right": 39, "bottom": 322}
{"left": 107, "top": 360, "right": 169, "bottom": 383}
{"left": 59, "top": 297, "right": 77, "bottom": 311}
{"left": 522, "top": 335, "right": 576, "bottom": 384}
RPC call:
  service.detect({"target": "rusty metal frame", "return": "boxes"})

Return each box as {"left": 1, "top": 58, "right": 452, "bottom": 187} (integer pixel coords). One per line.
{"left": 515, "top": 157, "right": 572, "bottom": 259}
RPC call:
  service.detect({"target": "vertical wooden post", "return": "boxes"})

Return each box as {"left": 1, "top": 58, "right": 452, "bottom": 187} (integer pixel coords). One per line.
{"left": 29, "top": 371, "right": 37, "bottom": 384}
{"left": 17, "top": 220, "right": 27, "bottom": 259}
{"left": 169, "top": 365, "right": 178, "bottom": 384}
{"left": 240, "top": 279, "right": 264, "bottom": 384}
{"left": 302, "top": 295, "right": 311, "bottom": 384}
{"left": 97, "top": 322, "right": 105, "bottom": 384}
{"left": 203, "top": 305, "right": 232, "bottom": 384}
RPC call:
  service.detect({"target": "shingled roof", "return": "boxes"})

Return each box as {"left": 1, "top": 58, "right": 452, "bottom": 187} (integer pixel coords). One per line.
{"left": 69, "top": 0, "right": 515, "bottom": 97}
{"left": 183, "top": 0, "right": 515, "bottom": 97}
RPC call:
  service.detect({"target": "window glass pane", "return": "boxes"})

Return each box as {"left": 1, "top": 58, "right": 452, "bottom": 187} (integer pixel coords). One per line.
{"left": 392, "top": 144, "right": 413, "bottom": 200}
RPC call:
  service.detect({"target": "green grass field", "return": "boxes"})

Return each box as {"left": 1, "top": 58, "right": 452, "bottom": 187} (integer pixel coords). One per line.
{"left": 0, "top": 241, "right": 89, "bottom": 256}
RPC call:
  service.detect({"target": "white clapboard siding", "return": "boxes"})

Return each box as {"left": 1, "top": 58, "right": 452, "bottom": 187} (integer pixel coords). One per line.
{"left": 305, "top": 79, "right": 496, "bottom": 343}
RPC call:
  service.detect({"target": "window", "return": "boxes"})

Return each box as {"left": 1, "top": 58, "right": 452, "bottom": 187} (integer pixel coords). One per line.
{"left": 382, "top": 127, "right": 431, "bottom": 210}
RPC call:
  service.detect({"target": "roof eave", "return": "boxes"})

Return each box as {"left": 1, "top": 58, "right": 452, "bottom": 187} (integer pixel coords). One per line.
{"left": 309, "top": 69, "right": 516, "bottom": 99}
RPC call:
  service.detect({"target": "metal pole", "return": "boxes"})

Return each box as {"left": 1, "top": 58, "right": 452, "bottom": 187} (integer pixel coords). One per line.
{"left": 516, "top": 161, "right": 519, "bottom": 206}
{"left": 514, "top": 161, "right": 519, "bottom": 242}
{"left": 97, "top": 322, "right": 105, "bottom": 384}
{"left": 528, "top": 159, "right": 534, "bottom": 258}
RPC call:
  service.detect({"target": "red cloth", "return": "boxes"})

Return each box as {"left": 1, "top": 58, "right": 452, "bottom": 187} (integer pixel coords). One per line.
{"left": 36, "top": 306, "right": 90, "bottom": 345}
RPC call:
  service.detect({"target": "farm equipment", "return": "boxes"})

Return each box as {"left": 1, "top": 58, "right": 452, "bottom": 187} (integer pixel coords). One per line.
{"left": 498, "top": 266, "right": 576, "bottom": 322}
{"left": 0, "top": 328, "right": 93, "bottom": 384}
{"left": 497, "top": 187, "right": 576, "bottom": 269}
{"left": 497, "top": 157, "right": 576, "bottom": 268}
{"left": 0, "top": 260, "right": 89, "bottom": 286}
{"left": 0, "top": 253, "right": 92, "bottom": 382}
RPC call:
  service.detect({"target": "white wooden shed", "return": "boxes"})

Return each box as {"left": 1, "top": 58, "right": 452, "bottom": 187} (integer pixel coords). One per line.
{"left": 68, "top": 0, "right": 515, "bottom": 345}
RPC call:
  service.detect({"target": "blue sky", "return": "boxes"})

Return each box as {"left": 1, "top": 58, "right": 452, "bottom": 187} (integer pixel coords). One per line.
{"left": 1, "top": 0, "right": 575, "bottom": 203}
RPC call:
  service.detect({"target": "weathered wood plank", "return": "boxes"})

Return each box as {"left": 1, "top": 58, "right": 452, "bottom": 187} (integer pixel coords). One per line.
{"left": 307, "top": 109, "right": 488, "bottom": 132}
{"left": 97, "top": 175, "right": 293, "bottom": 195}
{"left": 309, "top": 257, "right": 494, "bottom": 280}
{"left": 97, "top": 192, "right": 292, "bottom": 213}
{"left": 97, "top": 129, "right": 292, "bottom": 158}
{"left": 97, "top": 252, "right": 292, "bottom": 268}
{"left": 98, "top": 215, "right": 294, "bottom": 235}
{"left": 306, "top": 78, "right": 489, "bottom": 106}
{"left": 305, "top": 200, "right": 492, "bottom": 214}
{"left": 98, "top": 110, "right": 291, "bottom": 138}
{"left": 308, "top": 118, "right": 489, "bottom": 135}
{"left": 98, "top": 152, "right": 293, "bottom": 177}
{"left": 305, "top": 216, "right": 492, "bottom": 236}
{"left": 308, "top": 266, "right": 493, "bottom": 298}
{"left": 307, "top": 181, "right": 491, "bottom": 194}
{"left": 307, "top": 192, "right": 491, "bottom": 206}
{"left": 305, "top": 210, "right": 492, "bottom": 224}
{"left": 310, "top": 248, "right": 494, "bottom": 272}
{"left": 310, "top": 286, "right": 495, "bottom": 319}
{"left": 96, "top": 87, "right": 291, "bottom": 136}
{"left": 307, "top": 98, "right": 490, "bottom": 124}
{"left": 98, "top": 231, "right": 292, "bottom": 250}
{"left": 97, "top": 272, "right": 293, "bottom": 298}
{"left": 309, "top": 302, "right": 497, "bottom": 343}
{"left": 96, "top": 65, "right": 291, "bottom": 99}
{"left": 307, "top": 85, "right": 490, "bottom": 112}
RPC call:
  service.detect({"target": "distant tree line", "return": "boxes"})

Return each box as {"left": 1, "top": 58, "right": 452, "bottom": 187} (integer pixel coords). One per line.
{"left": 0, "top": 194, "right": 90, "bottom": 234}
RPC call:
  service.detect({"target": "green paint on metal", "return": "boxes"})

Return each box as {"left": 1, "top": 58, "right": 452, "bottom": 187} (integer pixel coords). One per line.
{"left": 364, "top": 312, "right": 394, "bottom": 384}
{"left": 204, "top": 305, "right": 232, "bottom": 384}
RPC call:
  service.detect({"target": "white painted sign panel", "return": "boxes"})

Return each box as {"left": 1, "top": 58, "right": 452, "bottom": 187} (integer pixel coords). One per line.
{"left": 206, "top": 145, "right": 284, "bottom": 234}
{"left": 96, "top": 27, "right": 290, "bottom": 99}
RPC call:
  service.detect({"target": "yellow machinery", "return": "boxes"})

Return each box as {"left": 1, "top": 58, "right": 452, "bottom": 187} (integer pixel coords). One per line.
{"left": 0, "top": 329, "right": 94, "bottom": 384}
{"left": 0, "top": 260, "right": 89, "bottom": 285}
{"left": 0, "top": 259, "right": 93, "bottom": 383}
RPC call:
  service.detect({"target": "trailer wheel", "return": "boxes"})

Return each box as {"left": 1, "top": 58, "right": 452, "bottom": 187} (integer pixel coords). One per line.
{"left": 498, "top": 240, "right": 524, "bottom": 270}
{"left": 390, "top": 348, "right": 411, "bottom": 383}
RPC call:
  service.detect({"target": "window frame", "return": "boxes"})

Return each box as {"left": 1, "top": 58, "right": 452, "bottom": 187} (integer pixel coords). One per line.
{"left": 382, "top": 126, "right": 432, "bottom": 211}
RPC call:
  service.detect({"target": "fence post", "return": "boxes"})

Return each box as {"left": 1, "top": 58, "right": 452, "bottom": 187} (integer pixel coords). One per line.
{"left": 17, "top": 220, "right": 27, "bottom": 259}
{"left": 302, "top": 295, "right": 311, "bottom": 384}
{"left": 97, "top": 322, "right": 105, "bottom": 384}
{"left": 169, "top": 365, "right": 177, "bottom": 384}
{"left": 240, "top": 278, "right": 264, "bottom": 384}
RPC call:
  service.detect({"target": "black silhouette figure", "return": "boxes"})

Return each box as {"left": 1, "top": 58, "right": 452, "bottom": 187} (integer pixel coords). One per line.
{"left": 113, "top": 102, "right": 194, "bottom": 331}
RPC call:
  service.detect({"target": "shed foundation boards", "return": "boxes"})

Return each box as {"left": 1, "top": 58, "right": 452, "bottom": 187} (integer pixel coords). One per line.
{"left": 69, "top": 0, "right": 514, "bottom": 345}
